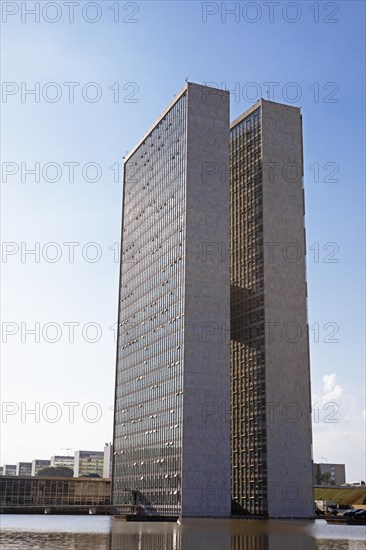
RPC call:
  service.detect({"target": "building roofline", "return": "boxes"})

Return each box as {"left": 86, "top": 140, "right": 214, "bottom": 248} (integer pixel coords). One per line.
{"left": 124, "top": 92, "right": 303, "bottom": 161}
{"left": 124, "top": 82, "right": 230, "bottom": 162}
{"left": 230, "top": 98, "right": 302, "bottom": 129}
{"left": 0, "top": 475, "right": 110, "bottom": 481}
{"left": 124, "top": 83, "right": 189, "bottom": 162}
{"left": 230, "top": 99, "right": 263, "bottom": 129}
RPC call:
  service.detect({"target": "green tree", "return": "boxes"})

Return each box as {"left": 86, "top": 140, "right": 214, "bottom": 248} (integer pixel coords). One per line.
{"left": 36, "top": 466, "right": 73, "bottom": 477}
{"left": 320, "top": 473, "right": 334, "bottom": 486}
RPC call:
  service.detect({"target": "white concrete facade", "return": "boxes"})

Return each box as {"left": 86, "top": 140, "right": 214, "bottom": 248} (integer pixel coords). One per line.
{"left": 182, "top": 83, "right": 231, "bottom": 517}
{"left": 261, "top": 100, "right": 313, "bottom": 517}
{"left": 103, "top": 444, "right": 113, "bottom": 479}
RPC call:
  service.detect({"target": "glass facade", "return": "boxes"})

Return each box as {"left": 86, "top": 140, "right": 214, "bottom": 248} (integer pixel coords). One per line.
{"left": 113, "top": 92, "right": 187, "bottom": 515}
{"left": 0, "top": 476, "right": 110, "bottom": 508}
{"left": 16, "top": 462, "right": 32, "bottom": 477}
{"left": 230, "top": 108, "right": 268, "bottom": 515}
{"left": 3, "top": 465, "right": 16, "bottom": 477}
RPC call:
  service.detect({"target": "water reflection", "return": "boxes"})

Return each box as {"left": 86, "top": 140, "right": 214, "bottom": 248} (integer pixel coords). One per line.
{"left": 0, "top": 517, "right": 365, "bottom": 550}
{"left": 109, "top": 520, "right": 317, "bottom": 550}
{"left": 0, "top": 531, "right": 109, "bottom": 550}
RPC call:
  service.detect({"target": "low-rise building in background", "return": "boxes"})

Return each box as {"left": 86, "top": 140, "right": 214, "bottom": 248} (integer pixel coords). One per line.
{"left": 3, "top": 465, "right": 16, "bottom": 476}
{"left": 314, "top": 463, "right": 346, "bottom": 486}
{"left": 0, "top": 476, "right": 111, "bottom": 511}
{"left": 50, "top": 455, "right": 74, "bottom": 472}
{"left": 31, "top": 459, "right": 51, "bottom": 476}
{"left": 74, "top": 451, "right": 104, "bottom": 478}
{"left": 16, "top": 462, "right": 32, "bottom": 477}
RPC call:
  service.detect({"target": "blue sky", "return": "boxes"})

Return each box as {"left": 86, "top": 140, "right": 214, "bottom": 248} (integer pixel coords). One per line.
{"left": 1, "top": 1, "right": 365, "bottom": 481}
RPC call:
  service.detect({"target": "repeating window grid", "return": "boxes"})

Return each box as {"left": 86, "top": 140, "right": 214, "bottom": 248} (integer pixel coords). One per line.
{"left": 0, "top": 478, "right": 110, "bottom": 507}
{"left": 230, "top": 108, "right": 268, "bottom": 516}
{"left": 113, "top": 93, "right": 187, "bottom": 515}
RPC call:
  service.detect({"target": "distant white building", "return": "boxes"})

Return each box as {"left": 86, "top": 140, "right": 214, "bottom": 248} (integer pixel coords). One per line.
{"left": 50, "top": 455, "right": 74, "bottom": 471}
{"left": 3, "top": 465, "right": 16, "bottom": 476}
{"left": 103, "top": 443, "right": 113, "bottom": 478}
{"left": 31, "top": 459, "right": 51, "bottom": 476}
{"left": 16, "top": 462, "right": 32, "bottom": 476}
{"left": 74, "top": 450, "right": 104, "bottom": 478}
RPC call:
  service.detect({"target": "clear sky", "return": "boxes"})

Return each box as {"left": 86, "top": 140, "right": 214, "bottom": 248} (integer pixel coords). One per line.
{"left": 1, "top": 1, "right": 365, "bottom": 482}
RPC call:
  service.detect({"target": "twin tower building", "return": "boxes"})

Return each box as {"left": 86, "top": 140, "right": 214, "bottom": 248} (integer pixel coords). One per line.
{"left": 112, "top": 83, "right": 313, "bottom": 518}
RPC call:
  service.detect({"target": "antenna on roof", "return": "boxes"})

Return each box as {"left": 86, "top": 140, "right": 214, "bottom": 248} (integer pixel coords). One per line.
{"left": 185, "top": 77, "right": 190, "bottom": 82}
{"left": 58, "top": 447, "right": 73, "bottom": 456}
